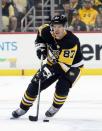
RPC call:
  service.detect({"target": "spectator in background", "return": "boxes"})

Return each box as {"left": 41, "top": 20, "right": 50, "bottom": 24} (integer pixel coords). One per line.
{"left": 62, "top": 0, "right": 82, "bottom": 26}
{"left": 13, "top": 0, "right": 27, "bottom": 13}
{"left": 93, "top": 0, "right": 102, "bottom": 11}
{"left": 94, "top": 6, "right": 102, "bottom": 31}
{"left": 62, "top": 1, "right": 70, "bottom": 26}
{"left": 2, "top": 0, "right": 17, "bottom": 32}
{"left": 78, "top": 0, "right": 99, "bottom": 31}
{"left": 27, "top": 0, "right": 38, "bottom": 9}
{"left": 98, "top": 5, "right": 102, "bottom": 14}
{"left": 13, "top": 0, "right": 27, "bottom": 31}
{"left": 69, "top": 10, "right": 87, "bottom": 31}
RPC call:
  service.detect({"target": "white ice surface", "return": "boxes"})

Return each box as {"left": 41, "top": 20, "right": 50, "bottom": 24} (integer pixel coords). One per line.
{"left": 0, "top": 76, "right": 102, "bottom": 131}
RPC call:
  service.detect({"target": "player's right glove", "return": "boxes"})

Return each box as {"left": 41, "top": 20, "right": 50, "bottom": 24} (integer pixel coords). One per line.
{"left": 35, "top": 43, "right": 47, "bottom": 60}
{"left": 32, "top": 64, "right": 54, "bottom": 83}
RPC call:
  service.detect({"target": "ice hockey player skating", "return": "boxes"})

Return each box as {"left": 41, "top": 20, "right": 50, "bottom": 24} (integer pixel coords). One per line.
{"left": 12, "top": 14, "right": 83, "bottom": 121}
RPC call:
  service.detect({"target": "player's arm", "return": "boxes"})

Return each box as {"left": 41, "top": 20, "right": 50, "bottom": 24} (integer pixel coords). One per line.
{"left": 35, "top": 25, "right": 49, "bottom": 60}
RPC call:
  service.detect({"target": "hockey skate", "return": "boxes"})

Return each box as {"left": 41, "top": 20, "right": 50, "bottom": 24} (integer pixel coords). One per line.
{"left": 45, "top": 106, "right": 59, "bottom": 117}
{"left": 11, "top": 108, "right": 27, "bottom": 119}
{"left": 43, "top": 106, "right": 59, "bottom": 122}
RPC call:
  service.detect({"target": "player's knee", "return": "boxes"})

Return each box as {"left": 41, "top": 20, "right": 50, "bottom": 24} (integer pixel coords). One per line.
{"left": 56, "top": 79, "right": 71, "bottom": 96}
{"left": 66, "top": 67, "right": 80, "bottom": 84}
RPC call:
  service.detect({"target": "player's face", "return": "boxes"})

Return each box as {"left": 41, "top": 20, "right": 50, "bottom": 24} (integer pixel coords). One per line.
{"left": 52, "top": 24, "right": 65, "bottom": 39}
{"left": 84, "top": 2, "right": 92, "bottom": 9}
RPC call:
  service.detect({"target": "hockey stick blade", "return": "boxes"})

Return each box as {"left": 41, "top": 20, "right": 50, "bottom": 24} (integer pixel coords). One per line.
{"left": 29, "top": 115, "right": 38, "bottom": 121}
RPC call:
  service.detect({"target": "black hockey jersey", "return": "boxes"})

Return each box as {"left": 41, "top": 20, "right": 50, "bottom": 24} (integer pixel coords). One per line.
{"left": 35, "top": 24, "right": 83, "bottom": 68}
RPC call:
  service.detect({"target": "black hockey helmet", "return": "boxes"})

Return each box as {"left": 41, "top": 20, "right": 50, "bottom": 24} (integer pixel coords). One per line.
{"left": 50, "top": 14, "right": 67, "bottom": 26}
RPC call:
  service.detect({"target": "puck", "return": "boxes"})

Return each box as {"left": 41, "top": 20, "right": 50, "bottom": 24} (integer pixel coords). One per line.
{"left": 43, "top": 119, "right": 49, "bottom": 122}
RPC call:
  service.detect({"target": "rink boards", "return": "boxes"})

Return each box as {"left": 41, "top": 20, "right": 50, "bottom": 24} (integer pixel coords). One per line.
{"left": 0, "top": 32, "right": 102, "bottom": 76}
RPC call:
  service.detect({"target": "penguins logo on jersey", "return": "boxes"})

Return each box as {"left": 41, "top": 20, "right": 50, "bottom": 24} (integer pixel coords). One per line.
{"left": 52, "top": 50, "right": 60, "bottom": 59}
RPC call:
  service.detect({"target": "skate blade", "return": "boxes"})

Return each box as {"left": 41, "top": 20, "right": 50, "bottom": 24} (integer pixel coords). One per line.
{"left": 10, "top": 116, "right": 19, "bottom": 120}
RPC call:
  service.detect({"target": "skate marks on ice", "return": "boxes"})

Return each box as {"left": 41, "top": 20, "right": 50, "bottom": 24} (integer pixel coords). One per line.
{"left": 1, "top": 76, "right": 102, "bottom": 131}
{"left": 56, "top": 100, "right": 102, "bottom": 131}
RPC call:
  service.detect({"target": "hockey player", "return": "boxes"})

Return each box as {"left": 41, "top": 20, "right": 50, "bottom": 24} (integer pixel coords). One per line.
{"left": 12, "top": 14, "right": 83, "bottom": 119}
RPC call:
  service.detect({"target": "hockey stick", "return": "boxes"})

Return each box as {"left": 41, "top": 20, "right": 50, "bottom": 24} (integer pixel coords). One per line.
{"left": 29, "top": 55, "right": 43, "bottom": 121}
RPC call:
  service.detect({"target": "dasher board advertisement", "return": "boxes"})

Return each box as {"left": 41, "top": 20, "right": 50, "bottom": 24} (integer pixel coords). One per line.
{"left": 0, "top": 33, "right": 102, "bottom": 70}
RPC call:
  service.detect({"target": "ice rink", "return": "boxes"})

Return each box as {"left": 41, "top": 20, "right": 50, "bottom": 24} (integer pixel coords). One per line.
{"left": 0, "top": 75, "right": 102, "bottom": 131}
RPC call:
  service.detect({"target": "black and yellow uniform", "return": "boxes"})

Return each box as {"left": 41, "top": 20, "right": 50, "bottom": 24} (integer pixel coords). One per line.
{"left": 20, "top": 24, "right": 83, "bottom": 111}
{"left": 36, "top": 24, "right": 83, "bottom": 67}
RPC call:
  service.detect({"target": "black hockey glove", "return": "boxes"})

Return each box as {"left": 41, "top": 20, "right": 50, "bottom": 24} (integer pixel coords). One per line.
{"left": 33, "top": 64, "right": 54, "bottom": 83}
{"left": 36, "top": 43, "right": 47, "bottom": 60}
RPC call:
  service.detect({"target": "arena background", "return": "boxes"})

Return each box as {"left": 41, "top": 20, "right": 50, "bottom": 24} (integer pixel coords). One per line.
{"left": 0, "top": 0, "right": 102, "bottom": 75}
